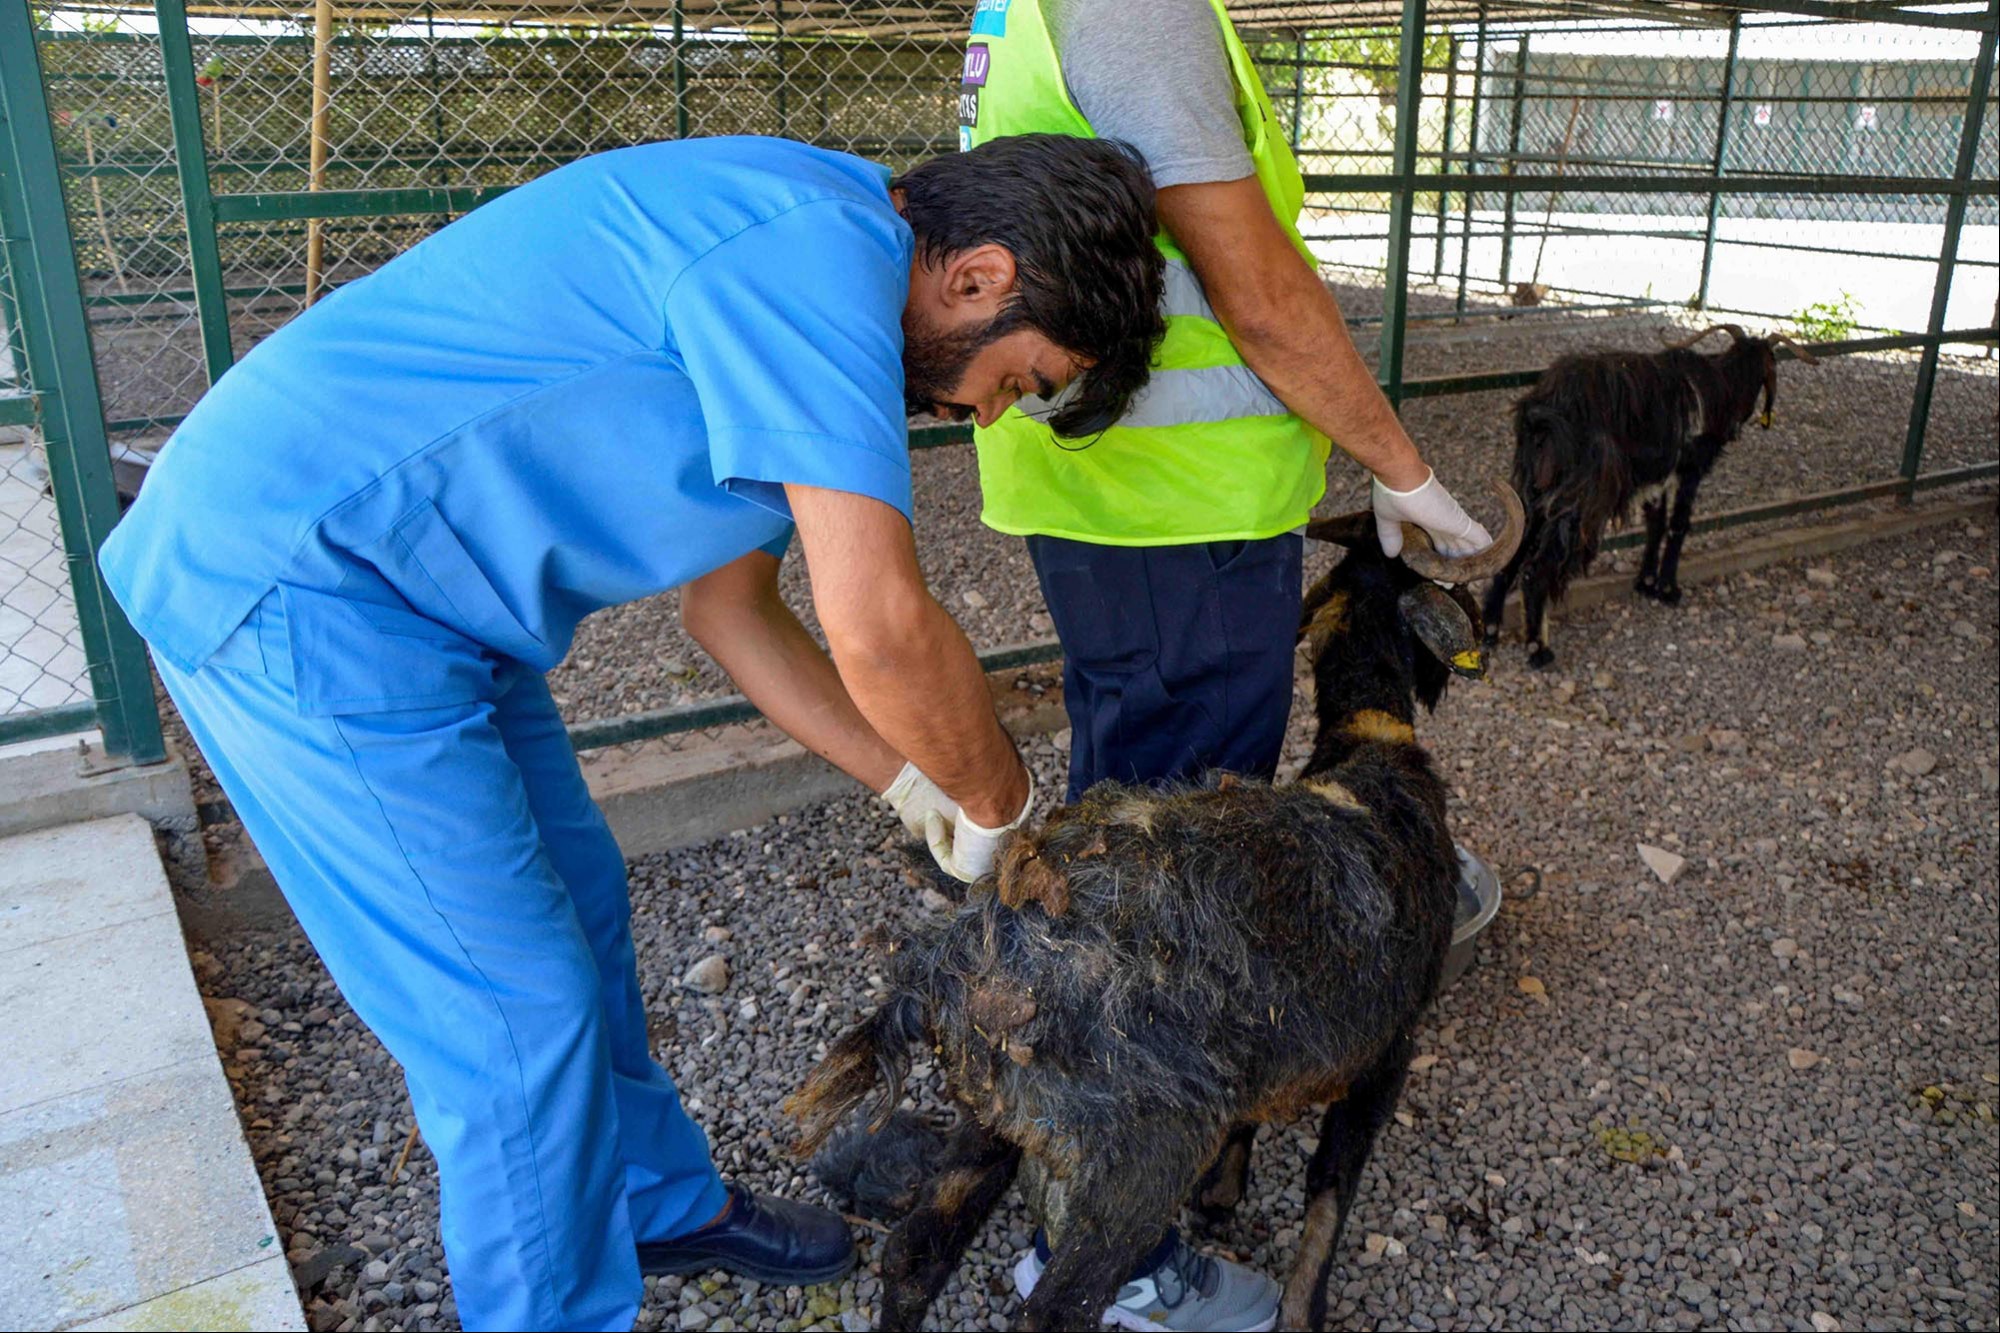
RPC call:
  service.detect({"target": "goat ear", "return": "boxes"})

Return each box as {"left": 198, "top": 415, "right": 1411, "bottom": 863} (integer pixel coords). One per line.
{"left": 1399, "top": 583, "right": 1485, "bottom": 678}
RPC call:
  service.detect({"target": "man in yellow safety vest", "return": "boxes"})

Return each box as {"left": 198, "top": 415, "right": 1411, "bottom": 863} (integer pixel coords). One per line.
{"left": 962, "top": 3, "right": 1494, "bottom": 1329}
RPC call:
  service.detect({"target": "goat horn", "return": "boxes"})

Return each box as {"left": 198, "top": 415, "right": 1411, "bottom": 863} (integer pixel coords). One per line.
{"left": 1768, "top": 332, "right": 1821, "bottom": 364}
{"left": 1664, "top": 322, "right": 1744, "bottom": 350}
{"left": 1303, "top": 510, "right": 1377, "bottom": 547}
{"left": 1398, "top": 480, "right": 1527, "bottom": 583}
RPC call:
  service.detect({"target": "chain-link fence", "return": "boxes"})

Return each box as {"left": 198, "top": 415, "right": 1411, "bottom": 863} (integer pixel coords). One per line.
{"left": 1231, "top": 5, "right": 1997, "bottom": 327}
{"left": 35, "top": 5, "right": 961, "bottom": 457}
{"left": 9, "top": 0, "right": 1997, "bottom": 760}
{"left": 2, "top": 1, "right": 161, "bottom": 755}
{"left": 1, "top": 212, "right": 94, "bottom": 722}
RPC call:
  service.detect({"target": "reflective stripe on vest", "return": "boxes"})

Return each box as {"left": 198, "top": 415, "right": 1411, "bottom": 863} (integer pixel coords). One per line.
{"left": 1021, "top": 358, "right": 1287, "bottom": 431}
{"left": 1161, "top": 256, "right": 1211, "bottom": 321}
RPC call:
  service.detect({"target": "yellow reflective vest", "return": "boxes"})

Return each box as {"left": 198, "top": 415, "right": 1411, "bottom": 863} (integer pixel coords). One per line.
{"left": 961, "top": 0, "right": 1330, "bottom": 544}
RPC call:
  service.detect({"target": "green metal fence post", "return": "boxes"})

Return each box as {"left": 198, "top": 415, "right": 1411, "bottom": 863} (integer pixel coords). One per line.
{"left": 1456, "top": 5, "right": 1486, "bottom": 318}
{"left": 1899, "top": 11, "right": 1996, "bottom": 501}
{"left": 775, "top": 2, "right": 789, "bottom": 140}
{"left": 1433, "top": 36, "right": 1458, "bottom": 278}
{"left": 0, "top": 0, "right": 164, "bottom": 761}
{"left": 1844, "top": 61, "right": 1865, "bottom": 177}
{"left": 673, "top": 2, "right": 690, "bottom": 140}
{"left": 154, "top": 0, "right": 234, "bottom": 383}
{"left": 424, "top": 5, "right": 449, "bottom": 222}
{"left": 1695, "top": 16, "right": 1743, "bottom": 311}
{"left": 1378, "top": 0, "right": 1429, "bottom": 409}
{"left": 1498, "top": 32, "right": 1528, "bottom": 289}
{"left": 1291, "top": 32, "right": 1306, "bottom": 151}
{"left": 1789, "top": 64, "right": 1810, "bottom": 186}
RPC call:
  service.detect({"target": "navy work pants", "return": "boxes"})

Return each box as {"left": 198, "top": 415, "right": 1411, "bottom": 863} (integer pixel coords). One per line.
{"left": 1026, "top": 532, "right": 1303, "bottom": 801}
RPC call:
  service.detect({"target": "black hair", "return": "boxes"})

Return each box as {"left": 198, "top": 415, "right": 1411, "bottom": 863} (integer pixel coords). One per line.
{"left": 891, "top": 134, "right": 1166, "bottom": 438}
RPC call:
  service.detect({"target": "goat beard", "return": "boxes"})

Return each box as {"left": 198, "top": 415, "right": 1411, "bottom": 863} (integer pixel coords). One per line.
{"left": 901, "top": 307, "right": 1015, "bottom": 419}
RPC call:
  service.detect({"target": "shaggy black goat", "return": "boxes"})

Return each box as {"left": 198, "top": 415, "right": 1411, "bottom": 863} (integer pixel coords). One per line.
{"left": 786, "top": 486, "right": 1526, "bottom": 1332}
{"left": 1482, "top": 323, "right": 1817, "bottom": 669}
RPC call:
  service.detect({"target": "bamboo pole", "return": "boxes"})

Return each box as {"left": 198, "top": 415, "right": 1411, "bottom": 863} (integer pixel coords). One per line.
{"left": 304, "top": 0, "right": 335, "bottom": 306}
{"left": 80, "top": 124, "right": 128, "bottom": 292}
{"left": 1520, "top": 94, "right": 1583, "bottom": 300}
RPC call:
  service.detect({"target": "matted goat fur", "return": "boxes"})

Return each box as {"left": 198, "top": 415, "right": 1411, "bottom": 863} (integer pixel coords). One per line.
{"left": 785, "top": 492, "right": 1525, "bottom": 1331}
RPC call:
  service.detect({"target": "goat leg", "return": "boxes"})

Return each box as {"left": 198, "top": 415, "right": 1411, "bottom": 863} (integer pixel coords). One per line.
{"left": 1479, "top": 533, "right": 1532, "bottom": 650}
{"left": 1279, "top": 1036, "right": 1416, "bottom": 1332}
{"left": 878, "top": 1118, "right": 1020, "bottom": 1331}
{"left": 1193, "top": 1121, "right": 1259, "bottom": 1227}
{"left": 1652, "top": 469, "right": 1705, "bottom": 605}
{"left": 1014, "top": 1134, "right": 1214, "bottom": 1333}
{"left": 1634, "top": 494, "right": 1670, "bottom": 599}
{"left": 1521, "top": 568, "right": 1556, "bottom": 671}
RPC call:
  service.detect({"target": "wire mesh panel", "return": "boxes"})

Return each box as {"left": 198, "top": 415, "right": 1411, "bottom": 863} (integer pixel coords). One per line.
{"left": 1471, "top": 12, "right": 2000, "bottom": 326}
{"left": 33, "top": 3, "right": 1996, "bottom": 432}
{"left": 0, "top": 243, "right": 94, "bottom": 720}
{"left": 37, "top": 27, "right": 207, "bottom": 451}
{"left": 33, "top": 3, "right": 964, "bottom": 457}
{"left": 19, "top": 1, "right": 1998, "bottom": 753}
{"left": 1233, "top": 4, "right": 1998, "bottom": 337}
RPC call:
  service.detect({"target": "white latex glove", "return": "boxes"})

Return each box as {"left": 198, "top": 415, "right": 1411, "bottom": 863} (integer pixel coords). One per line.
{"left": 879, "top": 761, "right": 961, "bottom": 841}
{"left": 1371, "top": 469, "right": 1494, "bottom": 559}
{"left": 923, "top": 770, "right": 1035, "bottom": 884}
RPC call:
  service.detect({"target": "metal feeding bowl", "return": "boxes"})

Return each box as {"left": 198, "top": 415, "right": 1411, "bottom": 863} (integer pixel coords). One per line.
{"left": 1443, "top": 844, "right": 1502, "bottom": 990}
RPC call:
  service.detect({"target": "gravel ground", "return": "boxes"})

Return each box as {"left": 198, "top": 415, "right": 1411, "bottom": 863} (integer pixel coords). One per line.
{"left": 545, "top": 290, "right": 1999, "bottom": 721}
{"left": 186, "top": 511, "right": 1999, "bottom": 1332}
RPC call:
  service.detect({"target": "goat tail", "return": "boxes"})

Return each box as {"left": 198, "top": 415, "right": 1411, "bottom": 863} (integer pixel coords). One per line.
{"left": 1511, "top": 401, "right": 1582, "bottom": 509}
{"left": 1512, "top": 399, "right": 1627, "bottom": 598}
{"left": 784, "top": 992, "right": 926, "bottom": 1159}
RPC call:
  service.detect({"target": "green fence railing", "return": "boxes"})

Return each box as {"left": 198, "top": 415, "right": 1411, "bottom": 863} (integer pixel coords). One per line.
{"left": 4, "top": 0, "right": 1995, "bottom": 760}
{"left": 0, "top": 0, "right": 163, "bottom": 758}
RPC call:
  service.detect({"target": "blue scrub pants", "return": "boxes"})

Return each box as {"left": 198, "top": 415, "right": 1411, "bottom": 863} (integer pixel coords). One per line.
{"left": 1026, "top": 533, "right": 1303, "bottom": 801}
{"left": 156, "top": 589, "right": 727, "bottom": 1331}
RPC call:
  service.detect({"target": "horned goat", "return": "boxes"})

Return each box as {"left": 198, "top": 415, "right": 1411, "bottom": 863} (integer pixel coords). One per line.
{"left": 786, "top": 485, "right": 1526, "bottom": 1332}
{"left": 1482, "top": 323, "right": 1818, "bottom": 669}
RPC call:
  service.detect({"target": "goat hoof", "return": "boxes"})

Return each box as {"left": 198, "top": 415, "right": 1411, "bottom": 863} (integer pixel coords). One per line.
{"left": 1527, "top": 646, "right": 1557, "bottom": 671}
{"left": 1655, "top": 584, "right": 1683, "bottom": 606}
{"left": 1481, "top": 630, "right": 1500, "bottom": 650}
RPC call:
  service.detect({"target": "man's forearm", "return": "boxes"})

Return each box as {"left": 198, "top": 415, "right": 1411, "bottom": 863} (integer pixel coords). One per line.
{"left": 684, "top": 554, "right": 902, "bottom": 794}
{"left": 820, "top": 589, "right": 1027, "bottom": 828}
{"left": 1239, "top": 283, "right": 1427, "bottom": 488}
{"left": 1158, "top": 177, "right": 1429, "bottom": 490}
{"left": 785, "top": 483, "right": 1029, "bottom": 829}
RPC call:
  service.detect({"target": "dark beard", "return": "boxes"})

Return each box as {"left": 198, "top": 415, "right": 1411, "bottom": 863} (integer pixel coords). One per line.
{"left": 902, "top": 311, "right": 1004, "bottom": 418}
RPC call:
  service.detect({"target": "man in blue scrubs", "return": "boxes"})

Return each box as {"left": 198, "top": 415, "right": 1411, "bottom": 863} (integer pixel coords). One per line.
{"left": 99, "top": 133, "right": 1164, "bottom": 1331}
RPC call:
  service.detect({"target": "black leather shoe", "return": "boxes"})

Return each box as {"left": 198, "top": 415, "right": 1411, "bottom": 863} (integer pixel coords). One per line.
{"left": 637, "top": 1185, "right": 855, "bottom": 1285}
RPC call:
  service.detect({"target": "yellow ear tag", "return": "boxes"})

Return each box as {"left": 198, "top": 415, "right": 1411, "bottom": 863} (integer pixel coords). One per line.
{"left": 1451, "top": 649, "right": 1483, "bottom": 672}
{"left": 1759, "top": 410, "right": 1773, "bottom": 428}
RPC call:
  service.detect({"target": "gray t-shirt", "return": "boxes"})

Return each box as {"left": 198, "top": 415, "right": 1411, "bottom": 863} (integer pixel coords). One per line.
{"left": 1044, "top": 0, "right": 1256, "bottom": 188}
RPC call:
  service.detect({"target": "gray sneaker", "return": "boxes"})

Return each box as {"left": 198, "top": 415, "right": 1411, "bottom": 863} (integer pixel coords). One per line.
{"left": 1012, "top": 1237, "right": 1280, "bottom": 1332}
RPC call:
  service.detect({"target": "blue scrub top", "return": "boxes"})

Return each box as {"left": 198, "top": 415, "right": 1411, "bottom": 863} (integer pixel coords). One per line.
{"left": 101, "top": 137, "right": 915, "bottom": 677}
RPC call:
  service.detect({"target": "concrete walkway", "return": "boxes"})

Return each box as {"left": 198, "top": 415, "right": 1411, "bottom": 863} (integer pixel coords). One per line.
{"left": 1, "top": 815, "right": 304, "bottom": 1331}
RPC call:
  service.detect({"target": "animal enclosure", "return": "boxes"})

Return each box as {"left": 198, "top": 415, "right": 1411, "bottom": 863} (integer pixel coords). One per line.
{"left": 2, "top": 0, "right": 1995, "bottom": 757}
